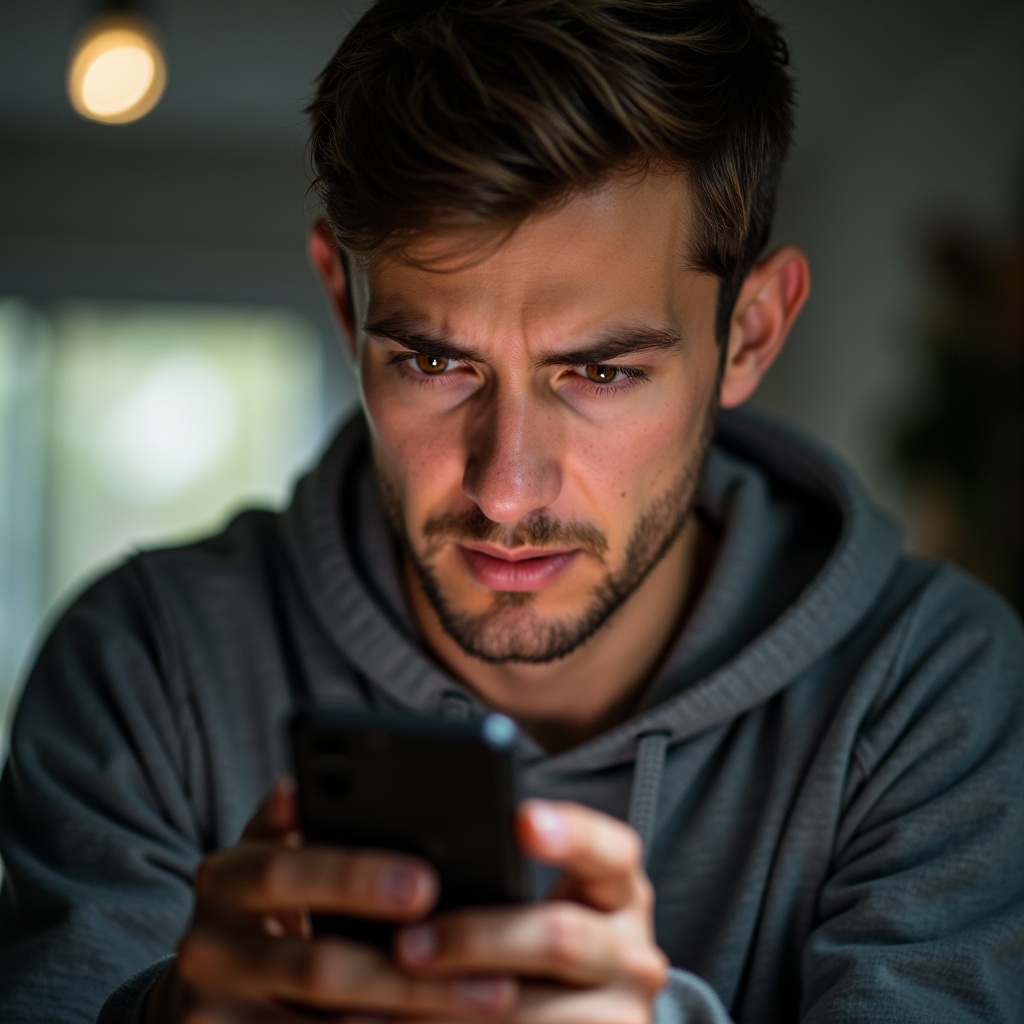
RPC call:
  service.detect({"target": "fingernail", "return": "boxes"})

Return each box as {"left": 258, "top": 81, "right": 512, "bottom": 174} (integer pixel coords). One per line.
{"left": 277, "top": 775, "right": 295, "bottom": 795}
{"left": 398, "top": 924, "right": 436, "bottom": 965}
{"left": 529, "top": 802, "right": 569, "bottom": 853}
{"left": 376, "top": 865, "right": 423, "bottom": 907}
{"left": 455, "top": 977, "right": 511, "bottom": 1012}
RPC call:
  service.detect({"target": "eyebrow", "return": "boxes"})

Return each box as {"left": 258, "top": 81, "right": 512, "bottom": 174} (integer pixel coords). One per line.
{"left": 364, "top": 315, "right": 486, "bottom": 362}
{"left": 363, "top": 314, "right": 684, "bottom": 366}
{"left": 533, "top": 326, "right": 683, "bottom": 368}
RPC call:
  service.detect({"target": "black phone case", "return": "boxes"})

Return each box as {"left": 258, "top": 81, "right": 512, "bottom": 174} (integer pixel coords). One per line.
{"left": 292, "top": 706, "right": 526, "bottom": 947}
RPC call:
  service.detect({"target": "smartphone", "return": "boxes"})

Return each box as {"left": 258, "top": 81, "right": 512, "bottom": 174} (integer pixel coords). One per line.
{"left": 291, "top": 705, "right": 527, "bottom": 946}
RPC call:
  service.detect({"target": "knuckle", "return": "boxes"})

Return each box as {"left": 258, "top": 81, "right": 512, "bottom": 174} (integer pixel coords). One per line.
{"left": 634, "top": 874, "right": 655, "bottom": 912}
{"left": 193, "top": 857, "right": 219, "bottom": 901}
{"left": 617, "top": 933, "right": 668, "bottom": 993}
{"left": 251, "top": 850, "right": 292, "bottom": 902}
{"left": 294, "top": 945, "right": 344, "bottom": 1000}
{"left": 544, "top": 905, "right": 588, "bottom": 965}
{"left": 639, "top": 949, "right": 670, "bottom": 992}
{"left": 621, "top": 827, "right": 644, "bottom": 871}
{"left": 176, "top": 934, "right": 211, "bottom": 983}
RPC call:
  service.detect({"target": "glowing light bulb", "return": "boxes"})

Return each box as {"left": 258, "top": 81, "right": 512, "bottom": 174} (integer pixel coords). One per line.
{"left": 67, "top": 15, "right": 166, "bottom": 125}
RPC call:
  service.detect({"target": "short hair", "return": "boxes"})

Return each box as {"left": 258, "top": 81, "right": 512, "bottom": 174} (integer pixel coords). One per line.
{"left": 308, "top": 0, "right": 795, "bottom": 345}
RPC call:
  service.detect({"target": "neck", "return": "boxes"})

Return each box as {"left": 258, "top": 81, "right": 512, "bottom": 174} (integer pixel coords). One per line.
{"left": 404, "top": 513, "right": 713, "bottom": 753}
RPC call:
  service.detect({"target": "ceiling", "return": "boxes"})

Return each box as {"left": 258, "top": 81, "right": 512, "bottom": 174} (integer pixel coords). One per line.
{"left": 0, "top": 0, "right": 1015, "bottom": 158}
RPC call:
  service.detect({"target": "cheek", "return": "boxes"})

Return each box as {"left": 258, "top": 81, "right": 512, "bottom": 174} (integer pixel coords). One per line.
{"left": 567, "top": 379, "right": 706, "bottom": 522}
{"left": 361, "top": 375, "right": 468, "bottom": 526}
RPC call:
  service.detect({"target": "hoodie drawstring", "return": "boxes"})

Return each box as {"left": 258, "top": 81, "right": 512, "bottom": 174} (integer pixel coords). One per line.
{"left": 628, "top": 731, "right": 669, "bottom": 868}
{"left": 438, "top": 692, "right": 667, "bottom": 868}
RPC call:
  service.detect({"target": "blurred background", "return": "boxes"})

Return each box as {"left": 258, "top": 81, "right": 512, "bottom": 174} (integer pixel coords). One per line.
{"left": 1, "top": 0, "right": 1022, "bottom": 758}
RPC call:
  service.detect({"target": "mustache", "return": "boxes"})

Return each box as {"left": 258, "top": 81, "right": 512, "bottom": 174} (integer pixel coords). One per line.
{"left": 422, "top": 506, "right": 609, "bottom": 562}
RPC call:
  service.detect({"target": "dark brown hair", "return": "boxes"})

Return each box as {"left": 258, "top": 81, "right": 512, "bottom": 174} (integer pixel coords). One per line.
{"left": 308, "top": 0, "right": 795, "bottom": 343}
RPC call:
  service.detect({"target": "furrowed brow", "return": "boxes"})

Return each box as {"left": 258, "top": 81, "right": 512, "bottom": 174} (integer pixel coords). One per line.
{"left": 534, "top": 326, "right": 684, "bottom": 368}
{"left": 363, "top": 315, "right": 485, "bottom": 362}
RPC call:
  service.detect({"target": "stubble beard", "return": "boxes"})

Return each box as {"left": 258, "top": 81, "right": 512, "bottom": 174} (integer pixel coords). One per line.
{"left": 377, "top": 401, "right": 718, "bottom": 665}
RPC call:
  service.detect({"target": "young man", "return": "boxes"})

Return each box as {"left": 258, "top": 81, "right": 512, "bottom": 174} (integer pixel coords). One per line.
{"left": 2, "top": 2, "right": 1022, "bottom": 1022}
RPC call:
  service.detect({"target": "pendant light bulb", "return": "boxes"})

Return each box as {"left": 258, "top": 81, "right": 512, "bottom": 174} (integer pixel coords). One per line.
{"left": 67, "top": 12, "right": 166, "bottom": 125}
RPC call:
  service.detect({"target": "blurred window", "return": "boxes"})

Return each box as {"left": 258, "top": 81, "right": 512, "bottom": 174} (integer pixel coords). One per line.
{"left": 0, "top": 299, "right": 327, "bottom": 755}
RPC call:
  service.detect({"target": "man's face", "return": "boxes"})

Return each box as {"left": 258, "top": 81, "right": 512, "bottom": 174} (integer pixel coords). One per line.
{"left": 355, "top": 172, "right": 723, "bottom": 664}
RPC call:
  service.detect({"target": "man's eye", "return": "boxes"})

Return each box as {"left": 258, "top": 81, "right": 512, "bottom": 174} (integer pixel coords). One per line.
{"left": 414, "top": 354, "right": 450, "bottom": 375}
{"left": 585, "top": 364, "right": 619, "bottom": 384}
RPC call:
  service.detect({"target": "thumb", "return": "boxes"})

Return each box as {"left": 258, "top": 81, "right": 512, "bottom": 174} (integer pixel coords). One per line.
{"left": 241, "top": 776, "right": 299, "bottom": 842}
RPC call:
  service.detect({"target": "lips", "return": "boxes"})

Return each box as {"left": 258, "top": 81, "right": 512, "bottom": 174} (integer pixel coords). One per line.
{"left": 457, "top": 544, "right": 578, "bottom": 592}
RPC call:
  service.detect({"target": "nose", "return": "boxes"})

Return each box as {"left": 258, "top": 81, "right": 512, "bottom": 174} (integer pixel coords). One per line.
{"left": 461, "top": 388, "right": 562, "bottom": 524}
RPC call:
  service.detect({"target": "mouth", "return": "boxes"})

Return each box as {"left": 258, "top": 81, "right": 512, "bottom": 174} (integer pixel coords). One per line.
{"left": 456, "top": 543, "right": 579, "bottom": 592}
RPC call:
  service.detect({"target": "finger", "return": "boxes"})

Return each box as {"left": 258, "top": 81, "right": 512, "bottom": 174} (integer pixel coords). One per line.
{"left": 517, "top": 801, "right": 644, "bottom": 911}
{"left": 400, "top": 985, "right": 653, "bottom": 1024}
{"left": 182, "top": 995, "right": 350, "bottom": 1023}
{"left": 242, "top": 778, "right": 299, "bottom": 842}
{"left": 510, "top": 982, "right": 655, "bottom": 1024}
{"left": 181, "top": 998, "right": 385, "bottom": 1023}
{"left": 195, "top": 842, "right": 438, "bottom": 920}
{"left": 187, "top": 1002, "right": 390, "bottom": 1024}
{"left": 178, "top": 927, "right": 516, "bottom": 1018}
{"left": 396, "top": 902, "right": 643, "bottom": 987}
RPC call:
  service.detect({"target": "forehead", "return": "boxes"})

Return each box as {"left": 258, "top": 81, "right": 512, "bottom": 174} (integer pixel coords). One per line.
{"left": 362, "top": 171, "right": 704, "bottom": 345}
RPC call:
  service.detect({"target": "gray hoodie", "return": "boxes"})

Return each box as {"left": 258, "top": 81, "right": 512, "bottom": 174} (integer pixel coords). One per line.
{"left": 1, "top": 407, "right": 1022, "bottom": 1023}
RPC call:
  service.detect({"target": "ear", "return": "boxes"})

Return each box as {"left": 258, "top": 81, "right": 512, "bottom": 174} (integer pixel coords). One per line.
{"left": 307, "top": 219, "right": 358, "bottom": 354}
{"left": 718, "top": 245, "right": 810, "bottom": 409}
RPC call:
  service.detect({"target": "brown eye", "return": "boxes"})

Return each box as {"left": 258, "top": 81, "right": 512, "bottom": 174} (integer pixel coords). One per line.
{"left": 415, "top": 354, "right": 450, "bottom": 375}
{"left": 585, "top": 364, "right": 619, "bottom": 384}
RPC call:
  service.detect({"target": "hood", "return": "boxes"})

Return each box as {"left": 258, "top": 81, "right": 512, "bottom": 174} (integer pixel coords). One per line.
{"left": 281, "top": 405, "right": 903, "bottom": 779}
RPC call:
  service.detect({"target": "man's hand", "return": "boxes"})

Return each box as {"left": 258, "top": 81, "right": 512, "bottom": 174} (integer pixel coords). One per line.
{"left": 146, "top": 784, "right": 666, "bottom": 1023}
{"left": 146, "top": 778, "right": 516, "bottom": 1023}
{"left": 393, "top": 799, "right": 669, "bottom": 1024}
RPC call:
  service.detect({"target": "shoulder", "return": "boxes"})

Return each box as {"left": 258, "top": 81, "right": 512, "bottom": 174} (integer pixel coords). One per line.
{"left": 850, "top": 557, "right": 1024, "bottom": 807}
{"left": 131, "top": 506, "right": 288, "bottom": 614}
{"left": 875, "top": 558, "right": 1023, "bottom": 710}
{"left": 31, "top": 506, "right": 282, "bottom": 662}
{"left": 12, "top": 500, "right": 300, "bottom": 752}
